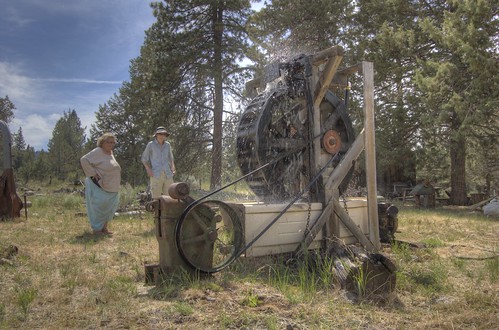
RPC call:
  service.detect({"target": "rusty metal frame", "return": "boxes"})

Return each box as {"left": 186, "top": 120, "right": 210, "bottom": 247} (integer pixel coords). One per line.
{"left": 0, "top": 120, "right": 23, "bottom": 219}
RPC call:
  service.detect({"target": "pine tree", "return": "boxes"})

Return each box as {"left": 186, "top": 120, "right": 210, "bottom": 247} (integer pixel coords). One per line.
{"left": 0, "top": 95, "right": 16, "bottom": 124}
{"left": 90, "top": 86, "right": 147, "bottom": 186}
{"left": 30, "top": 150, "right": 51, "bottom": 183}
{"left": 47, "top": 109, "right": 86, "bottom": 181}
{"left": 249, "top": 0, "right": 355, "bottom": 60}
{"left": 145, "top": 0, "right": 253, "bottom": 189}
{"left": 415, "top": 0, "right": 499, "bottom": 204}
{"left": 18, "top": 145, "right": 36, "bottom": 184}
{"left": 11, "top": 127, "right": 26, "bottom": 170}
{"left": 352, "top": 0, "right": 426, "bottom": 194}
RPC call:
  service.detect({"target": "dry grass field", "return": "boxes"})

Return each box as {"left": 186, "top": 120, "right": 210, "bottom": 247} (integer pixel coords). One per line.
{"left": 1, "top": 191, "right": 498, "bottom": 329}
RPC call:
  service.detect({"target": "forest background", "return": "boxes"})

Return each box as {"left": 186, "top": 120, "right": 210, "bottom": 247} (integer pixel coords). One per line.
{"left": 0, "top": 0, "right": 498, "bottom": 206}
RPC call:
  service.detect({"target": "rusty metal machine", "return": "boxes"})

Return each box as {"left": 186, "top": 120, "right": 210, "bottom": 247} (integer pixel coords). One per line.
{"left": 149, "top": 47, "right": 397, "bottom": 282}
{"left": 0, "top": 120, "right": 24, "bottom": 220}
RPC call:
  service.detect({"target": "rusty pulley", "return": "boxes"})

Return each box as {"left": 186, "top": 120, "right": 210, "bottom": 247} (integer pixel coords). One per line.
{"left": 175, "top": 200, "right": 244, "bottom": 274}
{"left": 322, "top": 130, "right": 342, "bottom": 154}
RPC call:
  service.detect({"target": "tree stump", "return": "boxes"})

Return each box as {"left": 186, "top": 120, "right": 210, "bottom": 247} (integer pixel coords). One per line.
{"left": 327, "top": 240, "right": 396, "bottom": 298}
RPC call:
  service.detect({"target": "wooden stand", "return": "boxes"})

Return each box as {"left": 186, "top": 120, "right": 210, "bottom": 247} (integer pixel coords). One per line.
{"left": 296, "top": 59, "right": 380, "bottom": 255}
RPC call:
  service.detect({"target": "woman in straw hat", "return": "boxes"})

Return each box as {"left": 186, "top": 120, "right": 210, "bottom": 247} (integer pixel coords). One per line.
{"left": 141, "top": 126, "right": 176, "bottom": 199}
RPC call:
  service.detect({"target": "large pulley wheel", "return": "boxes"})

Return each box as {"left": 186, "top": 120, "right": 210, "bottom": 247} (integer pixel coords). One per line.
{"left": 175, "top": 200, "right": 243, "bottom": 273}
{"left": 237, "top": 88, "right": 355, "bottom": 202}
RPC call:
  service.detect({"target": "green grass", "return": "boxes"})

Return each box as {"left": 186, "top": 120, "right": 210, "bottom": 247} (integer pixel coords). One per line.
{"left": 486, "top": 256, "right": 499, "bottom": 282}
{"left": 16, "top": 286, "right": 37, "bottom": 320}
{"left": 1, "top": 192, "right": 498, "bottom": 329}
{"left": 241, "top": 289, "right": 263, "bottom": 307}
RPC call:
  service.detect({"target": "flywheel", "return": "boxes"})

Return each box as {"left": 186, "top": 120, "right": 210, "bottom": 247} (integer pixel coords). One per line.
{"left": 175, "top": 200, "right": 244, "bottom": 273}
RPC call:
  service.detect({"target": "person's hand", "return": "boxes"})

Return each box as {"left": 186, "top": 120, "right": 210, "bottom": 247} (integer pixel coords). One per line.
{"left": 146, "top": 168, "right": 153, "bottom": 177}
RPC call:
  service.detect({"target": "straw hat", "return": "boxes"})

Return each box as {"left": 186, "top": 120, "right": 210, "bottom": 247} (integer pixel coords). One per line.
{"left": 152, "top": 126, "right": 170, "bottom": 137}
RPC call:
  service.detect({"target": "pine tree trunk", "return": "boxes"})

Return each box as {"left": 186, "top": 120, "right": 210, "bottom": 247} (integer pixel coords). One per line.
{"left": 210, "top": 5, "right": 224, "bottom": 190}
{"left": 449, "top": 131, "right": 467, "bottom": 205}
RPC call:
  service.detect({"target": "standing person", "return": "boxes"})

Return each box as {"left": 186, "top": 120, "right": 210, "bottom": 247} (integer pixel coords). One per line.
{"left": 80, "top": 133, "right": 121, "bottom": 235}
{"left": 141, "top": 126, "right": 175, "bottom": 199}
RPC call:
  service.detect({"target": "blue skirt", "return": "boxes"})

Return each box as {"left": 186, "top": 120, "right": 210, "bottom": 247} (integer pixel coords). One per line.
{"left": 85, "top": 177, "right": 120, "bottom": 231}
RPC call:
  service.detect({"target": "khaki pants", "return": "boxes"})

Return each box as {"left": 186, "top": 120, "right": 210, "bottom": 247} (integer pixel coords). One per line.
{"left": 150, "top": 172, "right": 174, "bottom": 199}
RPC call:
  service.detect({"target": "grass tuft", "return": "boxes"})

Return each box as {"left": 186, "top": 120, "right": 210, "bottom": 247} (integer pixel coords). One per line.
{"left": 16, "top": 286, "right": 37, "bottom": 320}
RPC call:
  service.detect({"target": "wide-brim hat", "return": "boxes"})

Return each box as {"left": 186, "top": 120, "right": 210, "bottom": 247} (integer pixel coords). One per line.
{"left": 152, "top": 126, "right": 170, "bottom": 137}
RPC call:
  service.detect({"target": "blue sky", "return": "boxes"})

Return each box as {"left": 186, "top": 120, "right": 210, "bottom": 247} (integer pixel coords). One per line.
{"left": 0, "top": 0, "right": 156, "bottom": 150}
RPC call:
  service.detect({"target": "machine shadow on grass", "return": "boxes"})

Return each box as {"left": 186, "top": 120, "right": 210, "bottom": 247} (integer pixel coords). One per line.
{"left": 70, "top": 231, "right": 112, "bottom": 244}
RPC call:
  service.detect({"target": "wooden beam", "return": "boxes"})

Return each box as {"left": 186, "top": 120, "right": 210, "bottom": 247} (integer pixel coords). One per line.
{"left": 324, "top": 130, "right": 365, "bottom": 191}
{"left": 294, "top": 199, "right": 334, "bottom": 256}
{"left": 311, "top": 46, "right": 344, "bottom": 65}
{"left": 336, "top": 63, "right": 361, "bottom": 76}
{"left": 332, "top": 199, "right": 377, "bottom": 252}
{"left": 362, "top": 61, "right": 380, "bottom": 250}
{"left": 314, "top": 55, "right": 343, "bottom": 110}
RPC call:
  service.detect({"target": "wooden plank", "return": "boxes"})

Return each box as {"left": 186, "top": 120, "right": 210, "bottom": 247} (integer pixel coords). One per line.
{"left": 294, "top": 200, "right": 334, "bottom": 256}
{"left": 335, "top": 63, "right": 361, "bottom": 76}
{"left": 324, "top": 130, "right": 365, "bottom": 191}
{"left": 363, "top": 61, "right": 380, "bottom": 250}
{"left": 332, "top": 199, "right": 377, "bottom": 252}
{"left": 468, "top": 197, "right": 493, "bottom": 211}
{"left": 314, "top": 55, "right": 343, "bottom": 110}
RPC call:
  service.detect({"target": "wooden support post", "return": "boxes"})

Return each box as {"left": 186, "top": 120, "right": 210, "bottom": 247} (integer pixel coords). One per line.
{"left": 295, "top": 195, "right": 378, "bottom": 256}
{"left": 295, "top": 130, "right": 367, "bottom": 256}
{"left": 296, "top": 61, "right": 381, "bottom": 255}
{"left": 310, "top": 49, "right": 344, "bottom": 246}
{"left": 362, "top": 61, "right": 380, "bottom": 250}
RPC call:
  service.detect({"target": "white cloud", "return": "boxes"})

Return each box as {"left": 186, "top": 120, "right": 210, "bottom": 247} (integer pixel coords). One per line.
{"left": 0, "top": 61, "right": 103, "bottom": 150}
{"left": 0, "top": 62, "right": 36, "bottom": 100}
{"left": 11, "top": 113, "right": 60, "bottom": 150}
